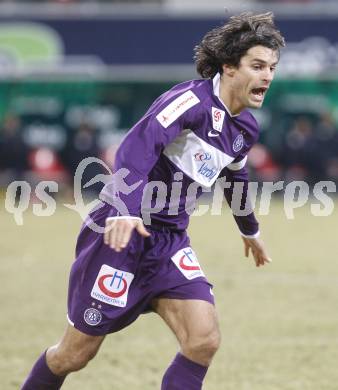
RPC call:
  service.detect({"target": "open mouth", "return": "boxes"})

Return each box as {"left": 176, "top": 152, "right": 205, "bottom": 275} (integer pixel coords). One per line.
{"left": 251, "top": 87, "right": 268, "bottom": 101}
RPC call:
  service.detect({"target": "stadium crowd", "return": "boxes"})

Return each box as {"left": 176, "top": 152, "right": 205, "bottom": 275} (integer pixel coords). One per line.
{"left": 0, "top": 0, "right": 335, "bottom": 3}
{"left": 248, "top": 112, "right": 338, "bottom": 184}
{"left": 0, "top": 113, "right": 104, "bottom": 195}
{"left": 1, "top": 110, "right": 338, "bottom": 192}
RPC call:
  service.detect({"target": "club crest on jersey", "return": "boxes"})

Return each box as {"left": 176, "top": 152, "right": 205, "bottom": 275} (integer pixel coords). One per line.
{"left": 233, "top": 134, "right": 244, "bottom": 152}
{"left": 212, "top": 107, "right": 225, "bottom": 132}
{"left": 171, "top": 247, "right": 205, "bottom": 280}
{"left": 90, "top": 264, "right": 134, "bottom": 307}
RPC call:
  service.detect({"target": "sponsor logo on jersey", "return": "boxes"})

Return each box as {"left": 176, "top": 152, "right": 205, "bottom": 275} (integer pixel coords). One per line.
{"left": 90, "top": 264, "right": 134, "bottom": 307}
{"left": 171, "top": 247, "right": 205, "bottom": 280}
{"left": 197, "top": 162, "right": 218, "bottom": 181}
{"left": 156, "top": 90, "right": 200, "bottom": 128}
{"left": 194, "top": 152, "right": 212, "bottom": 161}
{"left": 84, "top": 308, "right": 102, "bottom": 326}
{"left": 212, "top": 107, "right": 225, "bottom": 132}
{"left": 233, "top": 134, "right": 244, "bottom": 152}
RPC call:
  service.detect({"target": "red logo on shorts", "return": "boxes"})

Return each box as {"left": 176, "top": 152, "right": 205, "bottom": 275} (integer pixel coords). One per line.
{"left": 179, "top": 249, "right": 200, "bottom": 271}
{"left": 98, "top": 271, "right": 128, "bottom": 298}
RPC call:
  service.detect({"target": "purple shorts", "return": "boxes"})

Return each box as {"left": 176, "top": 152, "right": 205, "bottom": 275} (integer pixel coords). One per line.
{"left": 67, "top": 202, "right": 214, "bottom": 336}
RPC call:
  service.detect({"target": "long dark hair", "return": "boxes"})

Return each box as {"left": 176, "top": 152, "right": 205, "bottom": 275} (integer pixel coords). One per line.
{"left": 194, "top": 12, "right": 285, "bottom": 79}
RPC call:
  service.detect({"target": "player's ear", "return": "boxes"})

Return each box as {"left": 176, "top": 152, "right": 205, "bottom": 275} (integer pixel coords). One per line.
{"left": 222, "top": 63, "right": 236, "bottom": 77}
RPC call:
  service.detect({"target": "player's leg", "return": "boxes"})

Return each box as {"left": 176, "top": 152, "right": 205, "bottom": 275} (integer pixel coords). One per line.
{"left": 21, "top": 324, "right": 105, "bottom": 389}
{"left": 152, "top": 297, "right": 221, "bottom": 390}
{"left": 22, "top": 201, "right": 145, "bottom": 389}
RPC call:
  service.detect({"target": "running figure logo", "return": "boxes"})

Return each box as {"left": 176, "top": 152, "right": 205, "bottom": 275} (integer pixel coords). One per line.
{"left": 91, "top": 264, "right": 134, "bottom": 307}
{"left": 171, "top": 247, "right": 205, "bottom": 280}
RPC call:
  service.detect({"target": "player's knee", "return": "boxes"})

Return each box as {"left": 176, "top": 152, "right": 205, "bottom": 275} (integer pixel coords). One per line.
{"left": 184, "top": 327, "right": 221, "bottom": 360}
{"left": 200, "top": 328, "right": 221, "bottom": 356}
{"left": 48, "top": 345, "right": 97, "bottom": 375}
{"left": 66, "top": 349, "right": 95, "bottom": 372}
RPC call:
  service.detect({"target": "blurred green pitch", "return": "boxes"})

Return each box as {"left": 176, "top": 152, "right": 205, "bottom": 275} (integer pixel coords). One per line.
{"left": 1, "top": 199, "right": 338, "bottom": 390}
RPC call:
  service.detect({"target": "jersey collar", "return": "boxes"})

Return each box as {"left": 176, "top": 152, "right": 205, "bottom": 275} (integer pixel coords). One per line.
{"left": 212, "top": 73, "right": 240, "bottom": 118}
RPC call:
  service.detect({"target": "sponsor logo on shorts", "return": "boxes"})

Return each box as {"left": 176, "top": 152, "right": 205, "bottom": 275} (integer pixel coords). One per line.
{"left": 156, "top": 90, "right": 200, "bottom": 128}
{"left": 90, "top": 264, "right": 134, "bottom": 307}
{"left": 212, "top": 107, "right": 225, "bottom": 132}
{"left": 84, "top": 308, "right": 102, "bottom": 326}
{"left": 233, "top": 134, "right": 244, "bottom": 152}
{"left": 171, "top": 247, "right": 205, "bottom": 280}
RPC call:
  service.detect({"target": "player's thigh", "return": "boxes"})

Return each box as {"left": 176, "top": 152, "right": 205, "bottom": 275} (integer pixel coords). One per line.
{"left": 152, "top": 298, "right": 220, "bottom": 347}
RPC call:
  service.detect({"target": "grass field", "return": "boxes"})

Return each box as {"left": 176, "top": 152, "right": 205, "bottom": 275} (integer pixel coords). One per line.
{"left": 1, "top": 198, "right": 338, "bottom": 390}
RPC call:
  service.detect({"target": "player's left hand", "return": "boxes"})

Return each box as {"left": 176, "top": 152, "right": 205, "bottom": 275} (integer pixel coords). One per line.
{"left": 241, "top": 236, "right": 272, "bottom": 267}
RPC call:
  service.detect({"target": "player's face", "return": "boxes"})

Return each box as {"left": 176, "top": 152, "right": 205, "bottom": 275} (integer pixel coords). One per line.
{"left": 224, "top": 45, "right": 279, "bottom": 112}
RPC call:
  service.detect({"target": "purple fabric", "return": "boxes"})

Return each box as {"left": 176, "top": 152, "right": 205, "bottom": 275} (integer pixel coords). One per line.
{"left": 161, "top": 353, "right": 208, "bottom": 390}
{"left": 21, "top": 351, "right": 66, "bottom": 390}
{"left": 221, "top": 165, "right": 259, "bottom": 236}
{"left": 159, "top": 280, "right": 214, "bottom": 305}
{"left": 67, "top": 203, "right": 213, "bottom": 336}
{"left": 100, "top": 76, "right": 260, "bottom": 236}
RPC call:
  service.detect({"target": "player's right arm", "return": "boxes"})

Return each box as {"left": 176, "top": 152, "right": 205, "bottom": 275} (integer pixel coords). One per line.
{"left": 104, "top": 217, "right": 150, "bottom": 252}
{"left": 102, "top": 89, "right": 201, "bottom": 251}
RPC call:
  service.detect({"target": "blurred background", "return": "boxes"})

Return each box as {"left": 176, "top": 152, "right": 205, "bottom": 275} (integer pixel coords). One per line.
{"left": 0, "top": 0, "right": 338, "bottom": 194}
{"left": 1, "top": 2, "right": 338, "bottom": 390}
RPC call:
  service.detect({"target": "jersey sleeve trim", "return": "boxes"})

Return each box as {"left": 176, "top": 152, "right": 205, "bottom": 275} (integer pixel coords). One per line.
{"left": 227, "top": 155, "right": 247, "bottom": 171}
{"left": 106, "top": 216, "right": 143, "bottom": 222}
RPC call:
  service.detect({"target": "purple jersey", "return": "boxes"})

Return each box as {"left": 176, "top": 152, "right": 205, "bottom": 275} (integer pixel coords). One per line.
{"left": 101, "top": 73, "right": 259, "bottom": 236}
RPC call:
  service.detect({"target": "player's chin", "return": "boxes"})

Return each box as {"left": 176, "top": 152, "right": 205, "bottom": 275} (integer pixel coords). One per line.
{"left": 247, "top": 99, "right": 264, "bottom": 109}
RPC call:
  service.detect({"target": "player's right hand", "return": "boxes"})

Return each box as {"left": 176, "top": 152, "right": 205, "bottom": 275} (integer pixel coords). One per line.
{"left": 104, "top": 217, "right": 150, "bottom": 252}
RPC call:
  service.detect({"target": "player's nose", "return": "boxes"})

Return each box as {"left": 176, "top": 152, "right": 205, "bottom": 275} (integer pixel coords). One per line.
{"left": 262, "top": 68, "right": 274, "bottom": 83}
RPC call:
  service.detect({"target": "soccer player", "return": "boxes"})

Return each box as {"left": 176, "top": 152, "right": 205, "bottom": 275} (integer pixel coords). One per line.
{"left": 22, "top": 12, "right": 285, "bottom": 390}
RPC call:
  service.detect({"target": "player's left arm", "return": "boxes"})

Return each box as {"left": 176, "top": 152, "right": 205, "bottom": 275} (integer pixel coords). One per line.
{"left": 221, "top": 158, "right": 272, "bottom": 267}
{"left": 242, "top": 236, "right": 272, "bottom": 267}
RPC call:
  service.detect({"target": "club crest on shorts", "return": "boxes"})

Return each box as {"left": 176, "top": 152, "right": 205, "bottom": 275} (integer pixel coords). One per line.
{"left": 233, "top": 134, "right": 244, "bottom": 152}
{"left": 171, "top": 247, "right": 205, "bottom": 280}
{"left": 90, "top": 264, "right": 134, "bottom": 307}
{"left": 84, "top": 308, "right": 102, "bottom": 326}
